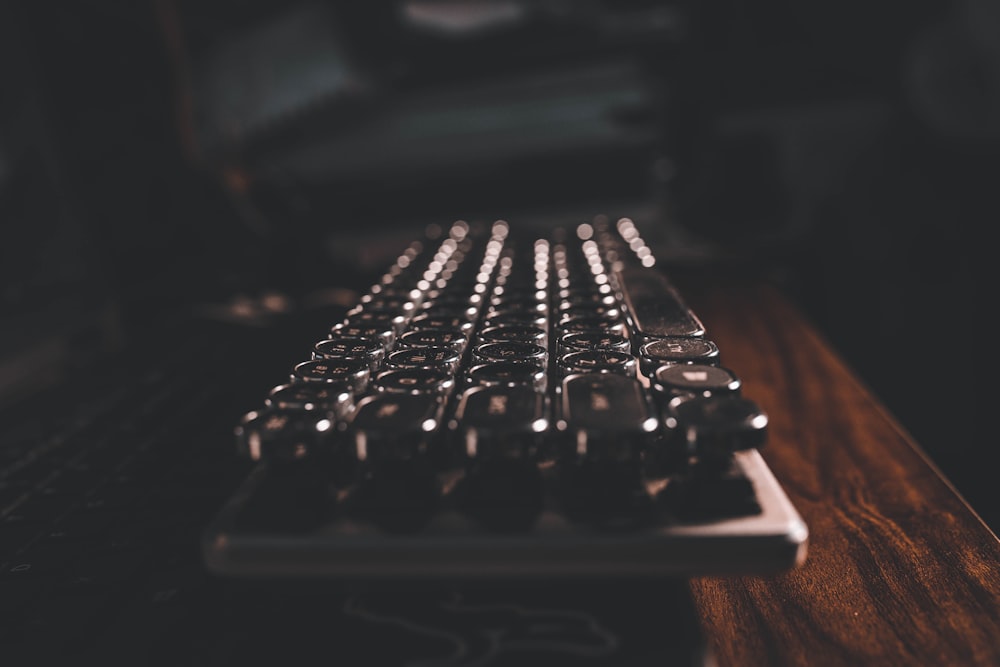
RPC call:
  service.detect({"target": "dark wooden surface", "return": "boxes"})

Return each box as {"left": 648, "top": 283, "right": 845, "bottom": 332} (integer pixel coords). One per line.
{"left": 678, "top": 276, "right": 1000, "bottom": 666}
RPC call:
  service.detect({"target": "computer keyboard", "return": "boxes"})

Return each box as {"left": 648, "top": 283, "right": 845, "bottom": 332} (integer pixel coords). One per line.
{"left": 203, "top": 217, "right": 808, "bottom": 578}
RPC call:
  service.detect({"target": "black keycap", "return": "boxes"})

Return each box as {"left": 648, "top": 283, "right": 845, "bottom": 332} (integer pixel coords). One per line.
{"left": 313, "top": 337, "right": 385, "bottom": 370}
{"left": 557, "top": 350, "right": 637, "bottom": 376}
{"left": 343, "top": 310, "right": 408, "bottom": 334}
{"left": 559, "top": 374, "right": 656, "bottom": 461}
{"left": 653, "top": 363, "right": 741, "bottom": 399}
{"left": 349, "top": 460, "right": 441, "bottom": 533}
{"left": 664, "top": 395, "right": 768, "bottom": 460}
{"left": 362, "top": 284, "right": 418, "bottom": 303}
{"left": 291, "top": 359, "right": 370, "bottom": 392}
{"left": 486, "top": 300, "right": 547, "bottom": 318}
{"left": 418, "top": 303, "right": 478, "bottom": 322}
{"left": 639, "top": 337, "right": 720, "bottom": 375}
{"left": 481, "top": 311, "right": 547, "bottom": 329}
{"left": 557, "top": 331, "right": 630, "bottom": 354}
{"left": 558, "top": 304, "right": 621, "bottom": 323}
{"left": 234, "top": 408, "right": 337, "bottom": 463}
{"left": 557, "top": 460, "right": 655, "bottom": 530}
{"left": 490, "top": 285, "right": 544, "bottom": 303}
{"left": 408, "top": 313, "right": 475, "bottom": 334}
{"left": 386, "top": 347, "right": 462, "bottom": 374}
{"left": 457, "top": 459, "right": 544, "bottom": 532}
{"left": 465, "top": 361, "right": 546, "bottom": 390}
{"left": 658, "top": 459, "right": 761, "bottom": 520}
{"left": 266, "top": 383, "right": 354, "bottom": 416}
{"left": 472, "top": 341, "right": 546, "bottom": 366}
{"left": 450, "top": 386, "right": 547, "bottom": 459}
{"left": 477, "top": 325, "right": 547, "bottom": 347}
{"left": 558, "top": 287, "right": 616, "bottom": 307}
{"left": 346, "top": 301, "right": 405, "bottom": 317}
{"left": 347, "top": 299, "right": 414, "bottom": 319}
{"left": 373, "top": 368, "right": 455, "bottom": 397}
{"left": 555, "top": 316, "right": 626, "bottom": 336}
{"left": 614, "top": 266, "right": 705, "bottom": 338}
{"left": 396, "top": 328, "right": 468, "bottom": 353}
{"left": 349, "top": 393, "right": 443, "bottom": 463}
{"left": 331, "top": 322, "right": 395, "bottom": 348}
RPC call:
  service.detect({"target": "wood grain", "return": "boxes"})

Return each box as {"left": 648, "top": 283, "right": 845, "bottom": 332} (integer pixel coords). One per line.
{"left": 678, "top": 277, "right": 1000, "bottom": 667}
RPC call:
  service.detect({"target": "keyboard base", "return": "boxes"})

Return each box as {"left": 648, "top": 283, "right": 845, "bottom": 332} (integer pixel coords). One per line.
{"left": 203, "top": 450, "right": 807, "bottom": 578}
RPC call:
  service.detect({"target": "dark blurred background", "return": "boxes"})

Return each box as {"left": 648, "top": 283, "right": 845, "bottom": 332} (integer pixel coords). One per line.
{"left": 1, "top": 2, "right": 992, "bottom": 526}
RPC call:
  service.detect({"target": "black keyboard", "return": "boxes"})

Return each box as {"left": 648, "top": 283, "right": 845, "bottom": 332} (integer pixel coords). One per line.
{"left": 203, "top": 217, "right": 808, "bottom": 578}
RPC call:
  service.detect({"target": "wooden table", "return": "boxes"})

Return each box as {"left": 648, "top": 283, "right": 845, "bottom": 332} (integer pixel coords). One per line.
{"left": 680, "top": 277, "right": 1000, "bottom": 666}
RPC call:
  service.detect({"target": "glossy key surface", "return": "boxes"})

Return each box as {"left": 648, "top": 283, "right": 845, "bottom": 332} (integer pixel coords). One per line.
{"left": 205, "top": 218, "right": 807, "bottom": 579}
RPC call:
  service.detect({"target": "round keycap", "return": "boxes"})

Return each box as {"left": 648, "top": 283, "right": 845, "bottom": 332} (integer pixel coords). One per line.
{"left": 465, "top": 362, "right": 547, "bottom": 390}
{"left": 397, "top": 328, "right": 468, "bottom": 353}
{"left": 266, "top": 383, "right": 353, "bottom": 416}
{"left": 419, "top": 303, "right": 478, "bottom": 322}
{"left": 361, "top": 285, "right": 416, "bottom": 303}
{"left": 558, "top": 331, "right": 630, "bottom": 354}
{"left": 558, "top": 291, "right": 617, "bottom": 309}
{"left": 332, "top": 323, "right": 395, "bottom": 348}
{"left": 487, "top": 299, "right": 547, "bottom": 316}
{"left": 472, "top": 341, "right": 547, "bottom": 366}
{"left": 558, "top": 304, "right": 621, "bottom": 323}
{"left": 665, "top": 395, "right": 768, "bottom": 457}
{"left": 350, "top": 297, "right": 415, "bottom": 315}
{"left": 408, "top": 313, "right": 476, "bottom": 334}
{"left": 343, "top": 311, "right": 407, "bottom": 335}
{"left": 490, "top": 285, "right": 544, "bottom": 301}
{"left": 640, "top": 337, "right": 720, "bottom": 375}
{"left": 559, "top": 284, "right": 612, "bottom": 300}
{"left": 314, "top": 337, "right": 384, "bottom": 370}
{"left": 386, "top": 346, "right": 461, "bottom": 374}
{"left": 556, "top": 316, "right": 626, "bottom": 336}
{"left": 481, "top": 312, "right": 548, "bottom": 329}
{"left": 653, "top": 363, "right": 740, "bottom": 398}
{"left": 477, "top": 325, "right": 547, "bottom": 346}
{"left": 423, "top": 292, "right": 477, "bottom": 309}
{"left": 292, "top": 359, "right": 370, "bottom": 392}
{"left": 374, "top": 368, "right": 455, "bottom": 396}
{"left": 557, "top": 350, "right": 637, "bottom": 376}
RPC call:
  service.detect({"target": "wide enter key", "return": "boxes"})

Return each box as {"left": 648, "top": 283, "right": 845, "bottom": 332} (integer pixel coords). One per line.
{"left": 614, "top": 266, "right": 705, "bottom": 339}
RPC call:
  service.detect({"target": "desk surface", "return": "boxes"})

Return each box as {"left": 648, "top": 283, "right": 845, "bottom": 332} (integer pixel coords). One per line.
{"left": 680, "top": 276, "right": 1000, "bottom": 666}
{"left": 4, "top": 264, "right": 997, "bottom": 665}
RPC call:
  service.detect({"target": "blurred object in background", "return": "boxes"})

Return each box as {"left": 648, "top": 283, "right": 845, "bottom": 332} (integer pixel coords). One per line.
{"left": 665, "top": 0, "right": 994, "bottom": 525}
{"left": 157, "top": 0, "right": 689, "bottom": 289}
{"left": 905, "top": 0, "right": 1000, "bottom": 142}
{"left": 0, "top": 3, "right": 123, "bottom": 402}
